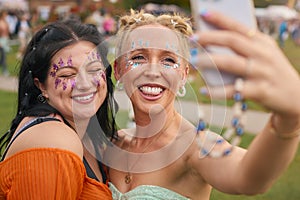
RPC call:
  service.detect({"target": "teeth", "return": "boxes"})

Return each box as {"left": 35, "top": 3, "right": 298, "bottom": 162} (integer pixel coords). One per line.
{"left": 140, "top": 86, "right": 163, "bottom": 95}
{"left": 73, "top": 93, "right": 94, "bottom": 101}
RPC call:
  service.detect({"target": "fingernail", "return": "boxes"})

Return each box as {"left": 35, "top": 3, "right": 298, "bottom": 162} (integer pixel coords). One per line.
{"left": 200, "top": 9, "right": 210, "bottom": 17}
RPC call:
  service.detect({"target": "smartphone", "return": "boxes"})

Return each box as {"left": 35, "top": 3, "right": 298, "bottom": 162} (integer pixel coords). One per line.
{"left": 190, "top": 0, "right": 257, "bottom": 86}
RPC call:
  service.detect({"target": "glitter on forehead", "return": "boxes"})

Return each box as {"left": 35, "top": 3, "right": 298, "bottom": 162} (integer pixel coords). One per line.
{"left": 67, "top": 56, "right": 72, "bottom": 66}
{"left": 58, "top": 58, "right": 64, "bottom": 67}
{"left": 138, "top": 39, "right": 143, "bottom": 47}
{"left": 131, "top": 41, "right": 135, "bottom": 49}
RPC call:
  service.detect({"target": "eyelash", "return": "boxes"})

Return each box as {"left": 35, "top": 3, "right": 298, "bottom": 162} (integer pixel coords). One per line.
{"left": 127, "top": 54, "right": 179, "bottom": 69}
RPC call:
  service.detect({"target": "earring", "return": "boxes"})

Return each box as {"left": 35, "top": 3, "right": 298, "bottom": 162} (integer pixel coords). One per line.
{"left": 116, "top": 80, "right": 124, "bottom": 91}
{"left": 176, "top": 85, "right": 186, "bottom": 97}
{"left": 37, "top": 94, "right": 47, "bottom": 103}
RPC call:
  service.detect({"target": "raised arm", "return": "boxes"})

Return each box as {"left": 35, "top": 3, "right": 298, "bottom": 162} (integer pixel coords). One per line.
{"left": 190, "top": 10, "right": 300, "bottom": 195}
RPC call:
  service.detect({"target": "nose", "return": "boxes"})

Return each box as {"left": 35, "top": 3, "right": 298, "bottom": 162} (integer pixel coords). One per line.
{"left": 144, "top": 62, "right": 161, "bottom": 79}
{"left": 75, "top": 71, "right": 93, "bottom": 90}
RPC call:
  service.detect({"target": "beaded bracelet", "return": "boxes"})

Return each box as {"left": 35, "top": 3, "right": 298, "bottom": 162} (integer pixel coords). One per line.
{"left": 195, "top": 78, "right": 246, "bottom": 158}
{"left": 269, "top": 115, "right": 300, "bottom": 140}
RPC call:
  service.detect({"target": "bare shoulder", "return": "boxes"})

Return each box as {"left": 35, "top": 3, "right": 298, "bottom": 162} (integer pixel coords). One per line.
{"left": 5, "top": 120, "right": 83, "bottom": 159}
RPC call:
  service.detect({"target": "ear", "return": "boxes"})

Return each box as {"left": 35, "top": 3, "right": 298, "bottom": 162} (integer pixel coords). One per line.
{"left": 113, "top": 60, "right": 121, "bottom": 80}
{"left": 180, "top": 65, "right": 190, "bottom": 86}
{"left": 34, "top": 78, "right": 49, "bottom": 98}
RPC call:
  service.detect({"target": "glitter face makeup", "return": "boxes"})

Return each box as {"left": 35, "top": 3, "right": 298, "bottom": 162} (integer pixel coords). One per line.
{"left": 50, "top": 50, "right": 105, "bottom": 91}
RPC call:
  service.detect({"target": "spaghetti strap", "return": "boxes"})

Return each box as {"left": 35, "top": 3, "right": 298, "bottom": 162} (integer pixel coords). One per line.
{"left": 0, "top": 117, "right": 61, "bottom": 161}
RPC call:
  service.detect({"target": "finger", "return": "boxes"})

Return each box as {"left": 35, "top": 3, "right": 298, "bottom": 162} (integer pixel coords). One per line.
{"left": 197, "top": 30, "right": 260, "bottom": 58}
{"left": 193, "top": 52, "right": 264, "bottom": 81}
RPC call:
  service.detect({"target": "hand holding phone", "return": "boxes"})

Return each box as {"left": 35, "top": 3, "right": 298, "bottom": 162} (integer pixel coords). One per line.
{"left": 190, "top": 0, "right": 257, "bottom": 86}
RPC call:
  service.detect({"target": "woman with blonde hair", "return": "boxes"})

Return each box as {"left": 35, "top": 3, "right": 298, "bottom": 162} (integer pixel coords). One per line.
{"left": 104, "top": 10, "right": 300, "bottom": 199}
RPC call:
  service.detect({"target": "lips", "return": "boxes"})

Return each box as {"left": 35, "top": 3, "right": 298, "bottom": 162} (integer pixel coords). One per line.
{"left": 138, "top": 84, "right": 165, "bottom": 100}
{"left": 72, "top": 92, "right": 96, "bottom": 104}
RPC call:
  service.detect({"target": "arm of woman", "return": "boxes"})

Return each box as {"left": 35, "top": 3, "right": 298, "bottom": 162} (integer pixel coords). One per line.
{"left": 0, "top": 122, "right": 85, "bottom": 199}
{"left": 190, "top": 11, "right": 300, "bottom": 195}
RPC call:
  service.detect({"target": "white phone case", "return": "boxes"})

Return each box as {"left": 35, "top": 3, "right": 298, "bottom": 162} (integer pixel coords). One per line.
{"left": 190, "top": 0, "right": 257, "bottom": 86}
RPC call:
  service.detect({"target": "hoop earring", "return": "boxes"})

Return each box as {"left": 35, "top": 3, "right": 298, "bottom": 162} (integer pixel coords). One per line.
{"left": 116, "top": 80, "right": 124, "bottom": 91}
{"left": 176, "top": 86, "right": 186, "bottom": 97}
{"left": 37, "top": 94, "right": 47, "bottom": 103}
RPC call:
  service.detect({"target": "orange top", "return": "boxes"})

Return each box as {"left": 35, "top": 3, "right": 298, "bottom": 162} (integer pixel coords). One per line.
{"left": 0, "top": 148, "right": 112, "bottom": 200}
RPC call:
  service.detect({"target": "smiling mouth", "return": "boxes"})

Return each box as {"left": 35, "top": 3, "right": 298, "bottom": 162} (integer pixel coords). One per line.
{"left": 72, "top": 93, "right": 95, "bottom": 102}
{"left": 139, "top": 86, "right": 164, "bottom": 96}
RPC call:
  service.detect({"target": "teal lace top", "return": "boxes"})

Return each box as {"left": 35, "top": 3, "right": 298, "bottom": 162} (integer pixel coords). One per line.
{"left": 109, "top": 182, "right": 190, "bottom": 200}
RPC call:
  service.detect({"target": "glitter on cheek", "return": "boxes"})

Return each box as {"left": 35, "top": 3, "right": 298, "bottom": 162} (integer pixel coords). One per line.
{"left": 100, "top": 71, "right": 106, "bottom": 81}
{"left": 55, "top": 78, "right": 62, "bottom": 89}
{"left": 62, "top": 81, "right": 67, "bottom": 90}
{"left": 93, "top": 75, "right": 101, "bottom": 87}
{"left": 71, "top": 79, "right": 76, "bottom": 89}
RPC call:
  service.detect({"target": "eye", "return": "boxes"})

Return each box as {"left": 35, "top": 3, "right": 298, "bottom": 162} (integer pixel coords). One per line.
{"left": 86, "top": 62, "right": 104, "bottom": 74}
{"left": 88, "top": 67, "right": 103, "bottom": 74}
{"left": 132, "top": 55, "right": 145, "bottom": 61}
{"left": 56, "top": 69, "right": 77, "bottom": 78}
{"left": 58, "top": 73, "right": 76, "bottom": 78}
{"left": 127, "top": 54, "right": 147, "bottom": 68}
{"left": 161, "top": 57, "right": 179, "bottom": 69}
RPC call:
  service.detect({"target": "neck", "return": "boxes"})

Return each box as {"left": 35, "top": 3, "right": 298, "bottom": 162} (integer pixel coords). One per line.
{"left": 132, "top": 108, "right": 178, "bottom": 149}
{"left": 68, "top": 118, "right": 90, "bottom": 139}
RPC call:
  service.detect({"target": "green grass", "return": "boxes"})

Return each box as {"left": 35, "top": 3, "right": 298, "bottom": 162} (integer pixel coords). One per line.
{"left": 0, "top": 90, "right": 17, "bottom": 134}
{"left": 6, "top": 45, "right": 21, "bottom": 76}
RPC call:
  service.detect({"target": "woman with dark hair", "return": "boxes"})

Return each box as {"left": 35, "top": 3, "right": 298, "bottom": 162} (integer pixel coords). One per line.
{"left": 0, "top": 19, "right": 117, "bottom": 199}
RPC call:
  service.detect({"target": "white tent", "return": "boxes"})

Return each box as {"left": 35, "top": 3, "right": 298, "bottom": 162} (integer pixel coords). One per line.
{"left": 266, "top": 5, "right": 298, "bottom": 19}
{"left": 0, "top": 0, "right": 29, "bottom": 11}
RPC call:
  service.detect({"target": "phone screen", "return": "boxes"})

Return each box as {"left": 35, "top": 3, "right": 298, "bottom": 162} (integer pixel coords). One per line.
{"left": 190, "top": 0, "right": 257, "bottom": 86}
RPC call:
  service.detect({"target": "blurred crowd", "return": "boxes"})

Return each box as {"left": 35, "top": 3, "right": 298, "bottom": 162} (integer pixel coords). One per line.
{"left": 1, "top": 3, "right": 300, "bottom": 77}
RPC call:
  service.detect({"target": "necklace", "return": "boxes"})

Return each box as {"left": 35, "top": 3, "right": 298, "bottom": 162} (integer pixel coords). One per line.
{"left": 124, "top": 128, "right": 165, "bottom": 184}
{"left": 124, "top": 112, "right": 176, "bottom": 184}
